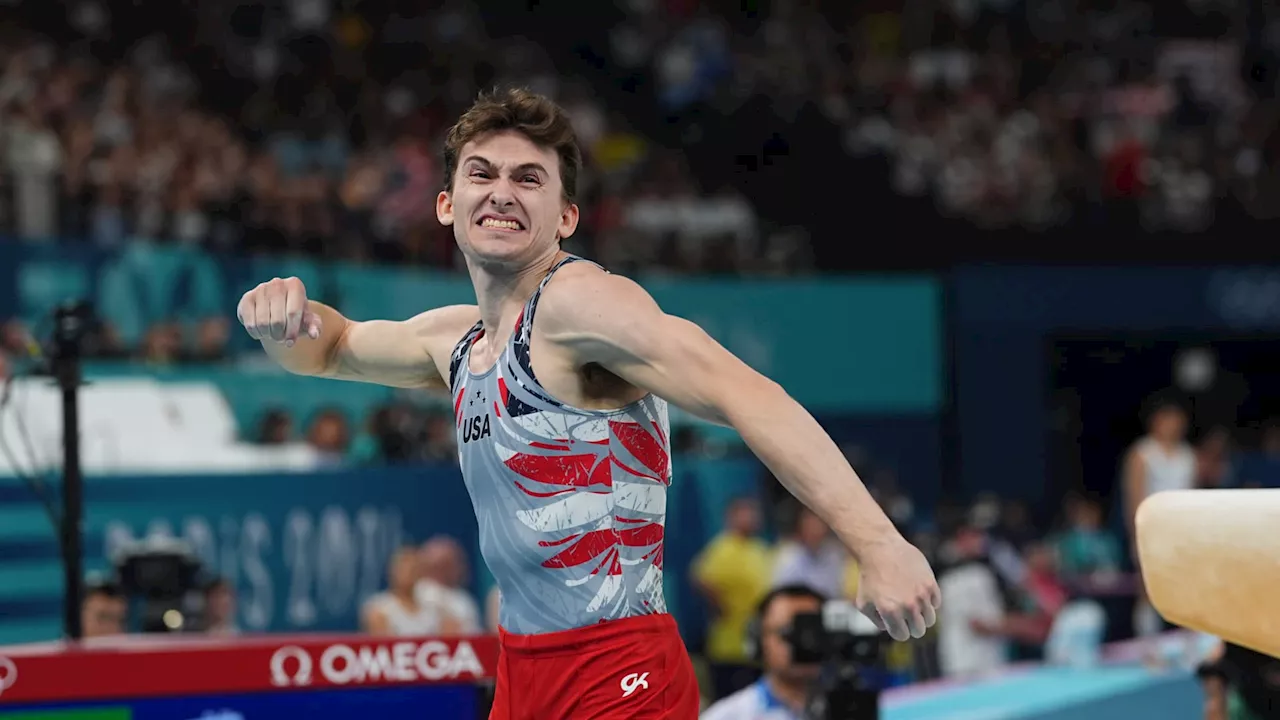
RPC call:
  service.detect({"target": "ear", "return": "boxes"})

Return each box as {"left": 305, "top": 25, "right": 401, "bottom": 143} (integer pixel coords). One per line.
{"left": 436, "top": 191, "right": 454, "bottom": 226}
{"left": 556, "top": 202, "right": 580, "bottom": 241}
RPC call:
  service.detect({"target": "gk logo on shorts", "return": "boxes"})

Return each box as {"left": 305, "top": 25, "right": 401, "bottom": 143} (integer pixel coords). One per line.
{"left": 0, "top": 656, "right": 17, "bottom": 697}
{"left": 619, "top": 671, "right": 650, "bottom": 698}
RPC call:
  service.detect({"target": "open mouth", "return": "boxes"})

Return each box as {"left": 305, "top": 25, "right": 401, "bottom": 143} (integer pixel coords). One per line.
{"left": 477, "top": 216, "right": 525, "bottom": 232}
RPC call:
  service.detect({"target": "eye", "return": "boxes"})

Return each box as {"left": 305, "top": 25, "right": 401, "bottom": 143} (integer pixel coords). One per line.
{"left": 469, "top": 169, "right": 490, "bottom": 179}
{"left": 520, "top": 175, "right": 540, "bottom": 184}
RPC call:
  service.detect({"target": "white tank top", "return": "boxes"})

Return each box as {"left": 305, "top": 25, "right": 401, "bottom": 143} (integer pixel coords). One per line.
{"left": 1136, "top": 437, "right": 1196, "bottom": 496}
{"left": 365, "top": 593, "right": 442, "bottom": 636}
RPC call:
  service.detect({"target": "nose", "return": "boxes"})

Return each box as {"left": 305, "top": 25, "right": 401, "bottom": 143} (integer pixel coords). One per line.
{"left": 489, "top": 184, "right": 515, "bottom": 210}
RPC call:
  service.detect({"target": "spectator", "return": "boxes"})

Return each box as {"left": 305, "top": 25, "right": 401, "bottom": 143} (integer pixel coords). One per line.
{"left": 203, "top": 577, "right": 239, "bottom": 636}
{"left": 415, "top": 535, "right": 481, "bottom": 635}
{"left": 306, "top": 407, "right": 350, "bottom": 461}
{"left": 81, "top": 581, "right": 128, "bottom": 639}
{"left": 701, "top": 585, "right": 828, "bottom": 720}
{"left": 1122, "top": 393, "right": 1195, "bottom": 637}
{"left": 1055, "top": 494, "right": 1123, "bottom": 582}
{"left": 937, "top": 519, "right": 1008, "bottom": 679}
{"left": 1123, "top": 394, "right": 1196, "bottom": 545}
{"left": 1196, "top": 426, "right": 1238, "bottom": 489}
{"left": 362, "top": 546, "right": 454, "bottom": 636}
{"left": 1015, "top": 542, "right": 1070, "bottom": 652}
{"left": 255, "top": 408, "right": 294, "bottom": 445}
{"left": 772, "top": 504, "right": 849, "bottom": 601}
{"left": 6, "top": 103, "right": 63, "bottom": 241}
{"left": 690, "top": 496, "right": 772, "bottom": 701}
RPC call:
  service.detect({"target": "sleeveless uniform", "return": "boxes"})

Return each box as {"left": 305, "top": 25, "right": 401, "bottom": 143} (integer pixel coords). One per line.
{"left": 449, "top": 255, "right": 698, "bottom": 719}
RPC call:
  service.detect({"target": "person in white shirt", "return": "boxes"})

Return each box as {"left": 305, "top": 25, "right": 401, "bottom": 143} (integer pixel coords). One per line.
{"left": 1122, "top": 393, "right": 1195, "bottom": 636}
{"left": 937, "top": 522, "right": 1009, "bottom": 679}
{"left": 1123, "top": 394, "right": 1195, "bottom": 539}
{"left": 702, "top": 585, "right": 826, "bottom": 720}
{"left": 362, "top": 546, "right": 450, "bottom": 636}
{"left": 414, "top": 535, "right": 482, "bottom": 634}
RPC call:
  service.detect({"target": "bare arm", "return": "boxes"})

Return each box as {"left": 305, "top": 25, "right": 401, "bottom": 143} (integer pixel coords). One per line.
{"left": 238, "top": 277, "right": 478, "bottom": 389}
{"left": 538, "top": 271, "right": 899, "bottom": 559}
{"left": 538, "top": 269, "right": 940, "bottom": 640}
{"left": 363, "top": 604, "right": 391, "bottom": 635}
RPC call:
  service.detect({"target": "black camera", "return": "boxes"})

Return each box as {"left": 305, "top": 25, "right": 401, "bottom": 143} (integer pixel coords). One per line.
{"left": 112, "top": 536, "right": 206, "bottom": 633}
{"left": 785, "top": 600, "right": 886, "bottom": 720}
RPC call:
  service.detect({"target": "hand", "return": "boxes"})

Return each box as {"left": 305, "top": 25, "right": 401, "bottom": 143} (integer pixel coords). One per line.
{"left": 854, "top": 537, "right": 942, "bottom": 641}
{"left": 237, "top": 277, "right": 322, "bottom": 347}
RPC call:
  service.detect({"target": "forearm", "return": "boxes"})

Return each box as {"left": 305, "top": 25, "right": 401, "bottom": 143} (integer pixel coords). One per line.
{"left": 262, "top": 301, "right": 350, "bottom": 376}
{"left": 726, "top": 382, "right": 899, "bottom": 558}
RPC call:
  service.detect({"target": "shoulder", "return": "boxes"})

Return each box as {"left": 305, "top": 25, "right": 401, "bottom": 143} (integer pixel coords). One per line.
{"left": 362, "top": 593, "right": 390, "bottom": 615}
{"left": 1125, "top": 441, "right": 1149, "bottom": 465}
{"left": 701, "top": 683, "right": 765, "bottom": 720}
{"left": 697, "top": 534, "right": 730, "bottom": 560}
{"left": 537, "top": 262, "right": 658, "bottom": 330}
{"left": 413, "top": 304, "right": 481, "bottom": 374}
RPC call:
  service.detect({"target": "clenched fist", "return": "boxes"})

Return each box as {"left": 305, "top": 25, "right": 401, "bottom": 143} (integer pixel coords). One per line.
{"left": 237, "top": 277, "right": 323, "bottom": 347}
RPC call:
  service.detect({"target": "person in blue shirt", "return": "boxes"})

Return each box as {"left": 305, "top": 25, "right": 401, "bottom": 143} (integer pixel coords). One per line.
{"left": 702, "top": 585, "right": 827, "bottom": 720}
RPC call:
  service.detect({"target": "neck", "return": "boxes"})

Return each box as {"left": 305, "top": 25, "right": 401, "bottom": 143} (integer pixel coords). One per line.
{"left": 466, "top": 248, "right": 565, "bottom": 335}
{"left": 392, "top": 587, "right": 415, "bottom": 603}
{"left": 764, "top": 675, "right": 809, "bottom": 713}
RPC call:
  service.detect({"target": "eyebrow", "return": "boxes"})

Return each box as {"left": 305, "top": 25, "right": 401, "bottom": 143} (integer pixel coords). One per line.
{"left": 462, "top": 155, "right": 549, "bottom": 177}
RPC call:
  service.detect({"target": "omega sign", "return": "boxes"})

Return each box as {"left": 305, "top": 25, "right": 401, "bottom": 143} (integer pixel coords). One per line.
{"left": 270, "top": 641, "right": 484, "bottom": 687}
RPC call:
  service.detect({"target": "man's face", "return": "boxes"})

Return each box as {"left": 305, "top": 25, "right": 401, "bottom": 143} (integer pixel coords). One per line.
{"left": 207, "top": 586, "right": 235, "bottom": 624}
{"left": 796, "top": 510, "right": 830, "bottom": 548}
{"left": 727, "top": 499, "right": 761, "bottom": 536}
{"left": 436, "top": 130, "right": 579, "bottom": 268}
{"left": 81, "top": 593, "right": 126, "bottom": 638}
{"left": 1150, "top": 406, "right": 1187, "bottom": 442}
{"left": 421, "top": 541, "right": 467, "bottom": 588}
{"left": 390, "top": 550, "right": 421, "bottom": 591}
{"left": 761, "top": 594, "right": 823, "bottom": 683}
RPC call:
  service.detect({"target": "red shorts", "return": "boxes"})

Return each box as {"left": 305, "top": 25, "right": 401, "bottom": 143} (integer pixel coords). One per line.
{"left": 489, "top": 614, "right": 700, "bottom": 719}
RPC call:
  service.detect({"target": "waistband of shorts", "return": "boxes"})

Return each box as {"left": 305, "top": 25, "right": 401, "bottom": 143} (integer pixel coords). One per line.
{"left": 498, "top": 613, "right": 678, "bottom": 656}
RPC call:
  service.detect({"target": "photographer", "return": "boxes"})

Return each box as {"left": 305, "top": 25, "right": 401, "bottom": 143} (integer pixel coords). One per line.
{"left": 702, "top": 584, "right": 826, "bottom": 720}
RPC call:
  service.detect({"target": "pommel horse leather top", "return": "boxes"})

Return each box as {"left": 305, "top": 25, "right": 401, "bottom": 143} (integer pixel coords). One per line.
{"left": 0, "top": 633, "right": 499, "bottom": 705}
{"left": 1136, "top": 488, "right": 1280, "bottom": 659}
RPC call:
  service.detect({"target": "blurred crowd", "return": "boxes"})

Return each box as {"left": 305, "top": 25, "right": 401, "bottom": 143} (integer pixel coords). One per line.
{"left": 612, "top": 0, "right": 1280, "bottom": 232}
{"left": 688, "top": 476, "right": 1127, "bottom": 702}
{"left": 80, "top": 534, "right": 489, "bottom": 641}
{"left": 5, "top": 0, "right": 1277, "bottom": 284}
{"left": 0, "top": 2, "right": 765, "bottom": 275}
{"left": 4, "top": 0, "right": 1279, "bottom": 453}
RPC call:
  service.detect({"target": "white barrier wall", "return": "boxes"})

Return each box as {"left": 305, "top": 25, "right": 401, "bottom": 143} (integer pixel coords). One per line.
{"left": 0, "top": 377, "right": 326, "bottom": 475}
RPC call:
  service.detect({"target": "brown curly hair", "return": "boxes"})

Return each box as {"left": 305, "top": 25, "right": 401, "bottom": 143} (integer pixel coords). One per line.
{"left": 442, "top": 87, "right": 582, "bottom": 203}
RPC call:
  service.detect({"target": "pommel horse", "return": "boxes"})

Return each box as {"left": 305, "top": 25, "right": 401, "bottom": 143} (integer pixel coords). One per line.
{"left": 1136, "top": 489, "right": 1280, "bottom": 659}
